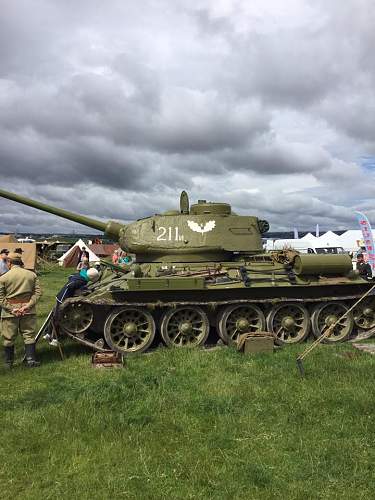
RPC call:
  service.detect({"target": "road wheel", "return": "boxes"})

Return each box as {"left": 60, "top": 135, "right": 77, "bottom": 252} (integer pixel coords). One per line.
{"left": 311, "top": 301, "right": 353, "bottom": 342}
{"left": 60, "top": 302, "right": 93, "bottom": 335}
{"left": 217, "top": 304, "right": 266, "bottom": 345}
{"left": 266, "top": 303, "right": 310, "bottom": 344}
{"left": 160, "top": 306, "right": 209, "bottom": 347}
{"left": 104, "top": 307, "right": 155, "bottom": 354}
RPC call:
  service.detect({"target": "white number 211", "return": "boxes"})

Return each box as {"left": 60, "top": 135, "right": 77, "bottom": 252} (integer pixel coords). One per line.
{"left": 156, "top": 226, "right": 184, "bottom": 241}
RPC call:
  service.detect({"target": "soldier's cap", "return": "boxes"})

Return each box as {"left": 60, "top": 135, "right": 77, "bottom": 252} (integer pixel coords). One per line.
{"left": 7, "top": 252, "right": 24, "bottom": 263}
{"left": 0, "top": 248, "right": 9, "bottom": 255}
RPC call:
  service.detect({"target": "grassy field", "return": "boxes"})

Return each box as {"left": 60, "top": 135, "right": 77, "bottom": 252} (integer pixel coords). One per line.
{"left": 1, "top": 267, "right": 375, "bottom": 499}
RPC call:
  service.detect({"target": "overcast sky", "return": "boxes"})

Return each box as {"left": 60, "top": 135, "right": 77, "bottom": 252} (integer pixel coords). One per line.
{"left": 1, "top": 0, "right": 375, "bottom": 234}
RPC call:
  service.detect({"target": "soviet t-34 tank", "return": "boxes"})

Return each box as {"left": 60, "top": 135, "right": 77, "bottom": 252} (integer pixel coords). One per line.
{"left": 0, "top": 188, "right": 374, "bottom": 354}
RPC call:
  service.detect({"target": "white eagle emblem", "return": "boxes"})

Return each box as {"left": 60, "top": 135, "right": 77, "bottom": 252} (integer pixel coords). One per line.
{"left": 187, "top": 220, "right": 216, "bottom": 235}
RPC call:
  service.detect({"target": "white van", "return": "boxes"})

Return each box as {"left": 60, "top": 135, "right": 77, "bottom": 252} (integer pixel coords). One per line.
{"left": 315, "top": 246, "right": 346, "bottom": 255}
{"left": 265, "top": 239, "right": 346, "bottom": 254}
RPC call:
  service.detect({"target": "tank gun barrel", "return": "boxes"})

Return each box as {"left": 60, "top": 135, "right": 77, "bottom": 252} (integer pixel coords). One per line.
{"left": 0, "top": 188, "right": 122, "bottom": 239}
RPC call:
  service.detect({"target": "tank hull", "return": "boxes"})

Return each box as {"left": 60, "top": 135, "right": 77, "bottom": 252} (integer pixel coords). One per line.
{"left": 56, "top": 258, "right": 375, "bottom": 353}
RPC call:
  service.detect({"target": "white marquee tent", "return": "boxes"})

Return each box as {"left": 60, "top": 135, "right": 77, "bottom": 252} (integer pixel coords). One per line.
{"left": 314, "top": 231, "right": 342, "bottom": 248}
{"left": 335, "top": 230, "right": 369, "bottom": 252}
{"left": 300, "top": 232, "right": 317, "bottom": 241}
{"left": 58, "top": 239, "right": 100, "bottom": 267}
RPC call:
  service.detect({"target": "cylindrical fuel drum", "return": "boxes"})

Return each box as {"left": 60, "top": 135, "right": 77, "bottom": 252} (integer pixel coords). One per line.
{"left": 292, "top": 254, "right": 353, "bottom": 276}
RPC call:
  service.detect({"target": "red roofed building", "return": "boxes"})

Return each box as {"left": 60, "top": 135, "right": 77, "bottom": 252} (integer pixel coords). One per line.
{"left": 88, "top": 244, "right": 119, "bottom": 259}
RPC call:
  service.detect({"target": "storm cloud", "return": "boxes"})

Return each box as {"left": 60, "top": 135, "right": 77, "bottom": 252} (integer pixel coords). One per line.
{"left": 0, "top": 0, "right": 374, "bottom": 234}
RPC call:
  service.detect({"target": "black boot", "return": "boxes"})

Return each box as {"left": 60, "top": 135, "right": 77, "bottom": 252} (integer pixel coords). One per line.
{"left": 24, "top": 343, "right": 40, "bottom": 368}
{"left": 4, "top": 345, "right": 14, "bottom": 369}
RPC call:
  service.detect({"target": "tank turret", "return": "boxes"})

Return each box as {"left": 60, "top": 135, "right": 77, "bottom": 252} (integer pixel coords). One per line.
{"left": 0, "top": 189, "right": 269, "bottom": 262}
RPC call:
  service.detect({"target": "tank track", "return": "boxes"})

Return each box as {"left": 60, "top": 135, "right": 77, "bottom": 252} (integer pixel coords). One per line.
{"left": 57, "top": 291, "right": 375, "bottom": 354}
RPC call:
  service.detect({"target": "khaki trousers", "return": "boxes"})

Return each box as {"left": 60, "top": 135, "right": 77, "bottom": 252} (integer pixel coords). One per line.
{"left": 1, "top": 315, "right": 37, "bottom": 347}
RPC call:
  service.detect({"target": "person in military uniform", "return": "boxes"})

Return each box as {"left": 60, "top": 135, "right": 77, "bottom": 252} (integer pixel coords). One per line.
{"left": 356, "top": 254, "right": 372, "bottom": 280}
{"left": 0, "top": 252, "right": 42, "bottom": 368}
{"left": 0, "top": 248, "right": 9, "bottom": 275}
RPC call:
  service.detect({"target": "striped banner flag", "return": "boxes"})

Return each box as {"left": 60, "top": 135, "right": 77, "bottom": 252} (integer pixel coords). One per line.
{"left": 355, "top": 211, "right": 375, "bottom": 271}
